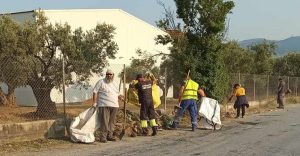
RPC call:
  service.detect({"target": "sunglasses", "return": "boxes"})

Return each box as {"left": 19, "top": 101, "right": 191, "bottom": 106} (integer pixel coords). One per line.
{"left": 106, "top": 73, "right": 113, "bottom": 76}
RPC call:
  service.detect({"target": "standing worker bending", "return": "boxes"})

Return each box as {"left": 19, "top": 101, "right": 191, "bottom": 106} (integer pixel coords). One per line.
{"left": 228, "top": 84, "right": 249, "bottom": 118}
{"left": 172, "top": 73, "right": 205, "bottom": 131}
{"left": 135, "top": 74, "right": 158, "bottom": 136}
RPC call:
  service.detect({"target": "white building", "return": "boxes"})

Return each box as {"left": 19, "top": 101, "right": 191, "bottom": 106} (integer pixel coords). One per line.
{"left": 1, "top": 9, "right": 172, "bottom": 106}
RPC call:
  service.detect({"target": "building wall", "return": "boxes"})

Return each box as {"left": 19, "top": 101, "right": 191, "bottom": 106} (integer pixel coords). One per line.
{"left": 4, "top": 9, "right": 172, "bottom": 106}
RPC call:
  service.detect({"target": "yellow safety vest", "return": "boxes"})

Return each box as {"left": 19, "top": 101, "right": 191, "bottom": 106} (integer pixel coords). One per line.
{"left": 182, "top": 80, "right": 199, "bottom": 100}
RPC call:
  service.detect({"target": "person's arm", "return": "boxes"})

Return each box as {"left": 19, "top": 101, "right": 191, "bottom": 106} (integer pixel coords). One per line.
{"left": 278, "top": 82, "right": 285, "bottom": 94}
{"left": 198, "top": 88, "right": 206, "bottom": 97}
{"left": 92, "top": 92, "right": 97, "bottom": 106}
{"left": 228, "top": 89, "right": 236, "bottom": 101}
{"left": 178, "top": 85, "right": 185, "bottom": 104}
{"left": 92, "top": 80, "right": 101, "bottom": 106}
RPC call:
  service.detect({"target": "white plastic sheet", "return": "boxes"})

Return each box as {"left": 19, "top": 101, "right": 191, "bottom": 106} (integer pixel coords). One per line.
{"left": 70, "top": 106, "right": 100, "bottom": 143}
{"left": 199, "top": 97, "right": 222, "bottom": 130}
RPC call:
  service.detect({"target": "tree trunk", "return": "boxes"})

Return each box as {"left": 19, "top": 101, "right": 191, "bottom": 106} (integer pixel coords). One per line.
{"left": 0, "top": 87, "right": 8, "bottom": 106}
{"left": 30, "top": 80, "right": 57, "bottom": 118}
{"left": 0, "top": 87, "right": 16, "bottom": 107}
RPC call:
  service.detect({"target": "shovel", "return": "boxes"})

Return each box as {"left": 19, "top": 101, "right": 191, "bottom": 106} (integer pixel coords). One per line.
{"left": 119, "top": 65, "right": 127, "bottom": 140}
{"left": 119, "top": 88, "right": 127, "bottom": 140}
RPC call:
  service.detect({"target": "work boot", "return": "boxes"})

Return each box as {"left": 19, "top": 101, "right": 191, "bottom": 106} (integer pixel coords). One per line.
{"left": 107, "top": 132, "right": 117, "bottom": 141}
{"left": 107, "top": 136, "right": 117, "bottom": 141}
{"left": 192, "top": 125, "right": 197, "bottom": 132}
{"left": 99, "top": 138, "right": 107, "bottom": 143}
{"left": 151, "top": 126, "right": 158, "bottom": 136}
{"left": 170, "top": 121, "right": 178, "bottom": 130}
{"left": 141, "top": 128, "right": 148, "bottom": 136}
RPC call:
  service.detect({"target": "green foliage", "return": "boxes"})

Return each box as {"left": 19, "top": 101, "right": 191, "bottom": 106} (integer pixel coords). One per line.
{"left": 0, "top": 11, "right": 118, "bottom": 112}
{"left": 273, "top": 52, "right": 300, "bottom": 76}
{"left": 223, "top": 41, "right": 254, "bottom": 73}
{"left": 23, "top": 11, "right": 118, "bottom": 89}
{"left": 0, "top": 16, "right": 33, "bottom": 95}
{"left": 124, "top": 49, "right": 159, "bottom": 82}
{"left": 172, "top": 0, "right": 234, "bottom": 100}
{"left": 248, "top": 41, "right": 276, "bottom": 75}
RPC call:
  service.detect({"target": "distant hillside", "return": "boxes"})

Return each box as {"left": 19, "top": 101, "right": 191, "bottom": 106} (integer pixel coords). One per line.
{"left": 239, "top": 36, "right": 300, "bottom": 56}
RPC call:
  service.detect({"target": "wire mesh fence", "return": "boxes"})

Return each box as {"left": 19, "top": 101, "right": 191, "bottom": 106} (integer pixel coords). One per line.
{"left": 0, "top": 60, "right": 300, "bottom": 125}
{"left": 230, "top": 73, "right": 300, "bottom": 101}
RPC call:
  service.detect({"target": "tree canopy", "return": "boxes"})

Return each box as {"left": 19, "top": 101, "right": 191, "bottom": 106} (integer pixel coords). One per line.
{"left": 156, "top": 0, "right": 235, "bottom": 101}
{"left": 0, "top": 11, "right": 118, "bottom": 117}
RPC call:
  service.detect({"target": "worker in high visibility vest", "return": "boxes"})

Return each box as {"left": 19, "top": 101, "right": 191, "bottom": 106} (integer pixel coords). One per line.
{"left": 134, "top": 74, "right": 158, "bottom": 136}
{"left": 171, "top": 74, "right": 206, "bottom": 131}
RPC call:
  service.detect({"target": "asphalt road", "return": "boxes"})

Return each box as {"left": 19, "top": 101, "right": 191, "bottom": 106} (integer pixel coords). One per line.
{"left": 10, "top": 104, "right": 300, "bottom": 156}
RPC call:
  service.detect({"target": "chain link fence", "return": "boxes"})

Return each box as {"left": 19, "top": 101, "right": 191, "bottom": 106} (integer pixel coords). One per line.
{"left": 230, "top": 73, "right": 300, "bottom": 102}
{"left": 1, "top": 60, "right": 300, "bottom": 125}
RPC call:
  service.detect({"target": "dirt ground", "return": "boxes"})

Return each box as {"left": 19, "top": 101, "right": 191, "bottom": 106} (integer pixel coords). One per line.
{"left": 0, "top": 96, "right": 299, "bottom": 155}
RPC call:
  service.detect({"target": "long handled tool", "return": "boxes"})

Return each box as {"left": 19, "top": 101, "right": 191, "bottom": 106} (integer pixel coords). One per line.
{"left": 174, "top": 70, "right": 190, "bottom": 110}
{"left": 119, "top": 65, "right": 127, "bottom": 140}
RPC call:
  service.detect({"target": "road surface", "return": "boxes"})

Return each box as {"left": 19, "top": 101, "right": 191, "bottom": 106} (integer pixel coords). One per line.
{"left": 9, "top": 104, "right": 300, "bottom": 156}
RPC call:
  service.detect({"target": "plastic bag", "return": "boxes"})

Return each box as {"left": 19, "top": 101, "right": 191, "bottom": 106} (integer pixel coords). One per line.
{"left": 127, "top": 80, "right": 161, "bottom": 109}
{"left": 70, "top": 106, "right": 100, "bottom": 143}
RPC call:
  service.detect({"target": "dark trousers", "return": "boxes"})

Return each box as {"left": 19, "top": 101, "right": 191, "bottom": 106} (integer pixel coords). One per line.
{"left": 140, "top": 100, "right": 156, "bottom": 120}
{"left": 277, "top": 94, "right": 285, "bottom": 108}
{"left": 237, "top": 105, "right": 246, "bottom": 117}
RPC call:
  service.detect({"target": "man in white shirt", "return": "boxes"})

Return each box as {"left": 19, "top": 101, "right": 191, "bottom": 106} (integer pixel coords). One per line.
{"left": 93, "top": 69, "right": 120, "bottom": 143}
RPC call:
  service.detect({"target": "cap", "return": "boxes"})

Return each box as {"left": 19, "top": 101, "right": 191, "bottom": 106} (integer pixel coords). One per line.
{"left": 106, "top": 69, "right": 114, "bottom": 74}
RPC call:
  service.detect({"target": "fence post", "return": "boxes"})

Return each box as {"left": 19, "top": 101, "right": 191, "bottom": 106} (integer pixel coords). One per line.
{"left": 296, "top": 77, "right": 298, "bottom": 97}
{"left": 238, "top": 72, "right": 241, "bottom": 84}
{"left": 123, "top": 64, "right": 126, "bottom": 125}
{"left": 267, "top": 75, "right": 269, "bottom": 100}
{"left": 62, "top": 54, "right": 66, "bottom": 119}
{"left": 287, "top": 76, "right": 290, "bottom": 98}
{"left": 288, "top": 76, "right": 290, "bottom": 89}
{"left": 253, "top": 74, "right": 256, "bottom": 101}
{"left": 164, "top": 68, "right": 167, "bottom": 111}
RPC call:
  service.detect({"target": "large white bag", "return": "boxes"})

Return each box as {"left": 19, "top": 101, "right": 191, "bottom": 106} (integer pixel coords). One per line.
{"left": 70, "top": 106, "right": 100, "bottom": 143}
{"left": 199, "top": 97, "right": 222, "bottom": 130}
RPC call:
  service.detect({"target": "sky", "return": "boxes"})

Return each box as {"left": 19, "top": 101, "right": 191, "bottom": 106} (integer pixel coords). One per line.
{"left": 0, "top": 0, "right": 299, "bottom": 41}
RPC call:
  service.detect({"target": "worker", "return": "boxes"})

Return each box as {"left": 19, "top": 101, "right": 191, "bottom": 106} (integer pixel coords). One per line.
{"left": 171, "top": 73, "right": 205, "bottom": 131}
{"left": 134, "top": 74, "right": 158, "bottom": 136}
{"left": 228, "top": 84, "right": 249, "bottom": 118}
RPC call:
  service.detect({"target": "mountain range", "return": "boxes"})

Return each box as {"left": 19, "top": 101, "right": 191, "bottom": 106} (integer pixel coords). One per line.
{"left": 239, "top": 36, "right": 300, "bottom": 56}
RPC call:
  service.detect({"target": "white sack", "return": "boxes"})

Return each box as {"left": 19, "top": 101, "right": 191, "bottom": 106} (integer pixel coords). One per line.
{"left": 70, "top": 106, "right": 100, "bottom": 143}
{"left": 199, "top": 97, "right": 222, "bottom": 130}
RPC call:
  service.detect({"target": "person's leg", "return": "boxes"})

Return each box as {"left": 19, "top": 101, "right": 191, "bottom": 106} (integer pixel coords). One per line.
{"left": 107, "top": 107, "right": 118, "bottom": 141}
{"left": 172, "top": 100, "right": 189, "bottom": 128}
{"left": 277, "top": 95, "right": 284, "bottom": 108}
{"left": 280, "top": 95, "right": 285, "bottom": 108}
{"left": 241, "top": 105, "right": 245, "bottom": 117}
{"left": 98, "top": 107, "right": 110, "bottom": 143}
{"left": 140, "top": 102, "right": 149, "bottom": 135}
{"left": 236, "top": 105, "right": 241, "bottom": 118}
{"left": 146, "top": 101, "right": 158, "bottom": 136}
{"left": 187, "top": 100, "right": 198, "bottom": 131}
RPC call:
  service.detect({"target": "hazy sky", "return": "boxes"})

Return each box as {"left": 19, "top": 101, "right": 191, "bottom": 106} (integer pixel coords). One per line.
{"left": 0, "top": 0, "right": 299, "bottom": 41}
